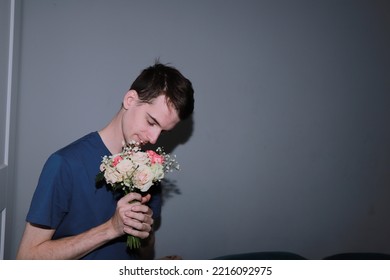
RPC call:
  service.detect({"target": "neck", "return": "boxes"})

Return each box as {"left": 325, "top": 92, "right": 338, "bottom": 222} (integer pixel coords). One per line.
{"left": 98, "top": 109, "right": 125, "bottom": 154}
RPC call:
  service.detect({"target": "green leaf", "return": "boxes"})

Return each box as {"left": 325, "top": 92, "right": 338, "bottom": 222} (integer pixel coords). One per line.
{"left": 95, "top": 171, "right": 104, "bottom": 184}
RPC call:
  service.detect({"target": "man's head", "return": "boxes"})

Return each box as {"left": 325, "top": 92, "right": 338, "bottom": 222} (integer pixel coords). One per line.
{"left": 129, "top": 62, "right": 194, "bottom": 121}
{"left": 121, "top": 62, "right": 194, "bottom": 145}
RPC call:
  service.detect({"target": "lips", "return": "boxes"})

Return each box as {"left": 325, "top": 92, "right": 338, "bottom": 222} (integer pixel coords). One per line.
{"left": 137, "top": 138, "right": 147, "bottom": 146}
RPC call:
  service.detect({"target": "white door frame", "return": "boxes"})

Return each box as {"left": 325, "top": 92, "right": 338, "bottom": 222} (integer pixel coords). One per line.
{"left": 0, "top": 0, "right": 18, "bottom": 260}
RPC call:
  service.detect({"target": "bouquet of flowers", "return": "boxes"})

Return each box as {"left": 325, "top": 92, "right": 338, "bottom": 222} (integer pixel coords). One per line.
{"left": 96, "top": 141, "right": 179, "bottom": 249}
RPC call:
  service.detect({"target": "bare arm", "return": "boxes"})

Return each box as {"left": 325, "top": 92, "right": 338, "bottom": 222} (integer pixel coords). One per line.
{"left": 16, "top": 193, "right": 153, "bottom": 259}
{"left": 16, "top": 220, "right": 116, "bottom": 259}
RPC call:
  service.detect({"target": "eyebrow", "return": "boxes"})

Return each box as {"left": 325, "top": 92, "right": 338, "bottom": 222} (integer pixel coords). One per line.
{"left": 147, "top": 113, "right": 161, "bottom": 127}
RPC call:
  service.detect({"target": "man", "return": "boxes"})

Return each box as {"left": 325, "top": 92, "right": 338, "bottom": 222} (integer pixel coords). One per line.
{"left": 17, "top": 62, "right": 194, "bottom": 259}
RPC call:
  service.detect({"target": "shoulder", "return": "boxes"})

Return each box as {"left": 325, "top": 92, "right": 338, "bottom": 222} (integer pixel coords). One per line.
{"left": 41, "top": 132, "right": 98, "bottom": 171}
{"left": 59, "top": 132, "right": 100, "bottom": 153}
{"left": 55, "top": 132, "right": 101, "bottom": 159}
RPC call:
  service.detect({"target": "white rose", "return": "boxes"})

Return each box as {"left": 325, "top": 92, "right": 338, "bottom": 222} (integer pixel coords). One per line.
{"left": 132, "top": 164, "right": 154, "bottom": 192}
{"left": 115, "top": 158, "right": 134, "bottom": 174}
{"left": 151, "top": 164, "right": 164, "bottom": 180}
{"left": 104, "top": 167, "right": 122, "bottom": 185}
{"left": 131, "top": 152, "right": 150, "bottom": 165}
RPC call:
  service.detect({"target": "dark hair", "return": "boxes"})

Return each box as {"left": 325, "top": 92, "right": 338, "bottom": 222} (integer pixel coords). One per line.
{"left": 130, "top": 62, "right": 194, "bottom": 120}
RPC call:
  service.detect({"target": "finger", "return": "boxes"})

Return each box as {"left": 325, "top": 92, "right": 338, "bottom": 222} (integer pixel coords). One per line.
{"left": 130, "top": 204, "right": 152, "bottom": 215}
{"left": 123, "top": 192, "right": 143, "bottom": 202}
{"left": 125, "top": 210, "right": 154, "bottom": 225}
{"left": 118, "top": 192, "right": 141, "bottom": 204}
{"left": 123, "top": 219, "right": 152, "bottom": 238}
{"left": 141, "top": 194, "right": 151, "bottom": 204}
{"left": 124, "top": 227, "right": 150, "bottom": 239}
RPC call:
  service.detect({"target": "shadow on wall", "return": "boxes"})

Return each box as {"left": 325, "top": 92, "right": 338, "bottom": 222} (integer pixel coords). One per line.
{"left": 144, "top": 114, "right": 195, "bottom": 154}
{"left": 143, "top": 113, "right": 194, "bottom": 203}
{"left": 144, "top": 114, "right": 194, "bottom": 231}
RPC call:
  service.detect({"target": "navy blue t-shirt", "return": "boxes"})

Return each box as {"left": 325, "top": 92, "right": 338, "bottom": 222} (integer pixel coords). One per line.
{"left": 26, "top": 132, "right": 161, "bottom": 259}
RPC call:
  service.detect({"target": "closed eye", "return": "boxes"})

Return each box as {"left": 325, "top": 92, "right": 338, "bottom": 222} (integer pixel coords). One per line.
{"left": 147, "top": 113, "right": 161, "bottom": 127}
{"left": 147, "top": 120, "right": 156, "bottom": 126}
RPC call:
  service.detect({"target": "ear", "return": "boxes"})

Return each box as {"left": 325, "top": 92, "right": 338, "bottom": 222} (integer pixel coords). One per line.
{"left": 122, "top": 90, "right": 139, "bottom": 110}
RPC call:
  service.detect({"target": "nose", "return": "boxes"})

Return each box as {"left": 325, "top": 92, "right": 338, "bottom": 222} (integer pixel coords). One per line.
{"left": 147, "top": 128, "right": 161, "bottom": 145}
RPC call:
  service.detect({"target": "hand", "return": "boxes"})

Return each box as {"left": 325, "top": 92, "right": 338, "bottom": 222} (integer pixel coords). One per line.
{"left": 110, "top": 193, "right": 153, "bottom": 239}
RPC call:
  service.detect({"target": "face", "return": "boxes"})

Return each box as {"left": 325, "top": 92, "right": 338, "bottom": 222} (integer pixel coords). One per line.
{"left": 121, "top": 90, "right": 180, "bottom": 145}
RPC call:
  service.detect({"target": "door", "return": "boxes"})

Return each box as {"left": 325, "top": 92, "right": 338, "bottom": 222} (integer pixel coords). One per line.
{"left": 0, "top": 0, "right": 17, "bottom": 259}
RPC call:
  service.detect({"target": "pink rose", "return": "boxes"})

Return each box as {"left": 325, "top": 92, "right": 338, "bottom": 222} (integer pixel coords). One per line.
{"left": 112, "top": 155, "right": 123, "bottom": 166}
{"left": 146, "top": 150, "right": 164, "bottom": 164}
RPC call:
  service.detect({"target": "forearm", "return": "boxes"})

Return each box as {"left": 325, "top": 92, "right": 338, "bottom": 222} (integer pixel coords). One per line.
{"left": 17, "top": 220, "right": 118, "bottom": 260}
{"left": 18, "top": 194, "right": 153, "bottom": 260}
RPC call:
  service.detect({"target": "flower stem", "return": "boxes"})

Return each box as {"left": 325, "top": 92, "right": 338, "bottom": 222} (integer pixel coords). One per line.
{"left": 125, "top": 190, "right": 141, "bottom": 250}
{"left": 127, "top": 235, "right": 141, "bottom": 249}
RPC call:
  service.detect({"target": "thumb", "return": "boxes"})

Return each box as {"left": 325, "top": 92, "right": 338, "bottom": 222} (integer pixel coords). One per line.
{"left": 141, "top": 194, "right": 151, "bottom": 204}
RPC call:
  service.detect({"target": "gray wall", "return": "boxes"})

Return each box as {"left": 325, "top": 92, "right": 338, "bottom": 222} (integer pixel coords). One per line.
{"left": 9, "top": 0, "right": 390, "bottom": 259}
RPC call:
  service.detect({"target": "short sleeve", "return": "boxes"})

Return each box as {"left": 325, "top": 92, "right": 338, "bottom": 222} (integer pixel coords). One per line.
{"left": 26, "top": 153, "right": 73, "bottom": 228}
